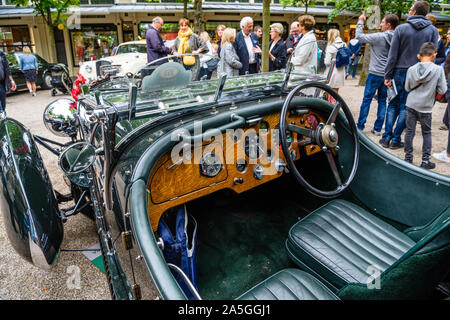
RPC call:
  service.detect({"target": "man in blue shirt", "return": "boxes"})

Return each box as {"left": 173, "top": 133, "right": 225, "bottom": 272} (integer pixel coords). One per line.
{"left": 345, "top": 32, "right": 362, "bottom": 79}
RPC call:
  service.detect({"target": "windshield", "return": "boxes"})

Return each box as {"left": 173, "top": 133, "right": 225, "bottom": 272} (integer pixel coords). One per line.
{"left": 83, "top": 53, "right": 327, "bottom": 119}
{"left": 116, "top": 44, "right": 147, "bottom": 55}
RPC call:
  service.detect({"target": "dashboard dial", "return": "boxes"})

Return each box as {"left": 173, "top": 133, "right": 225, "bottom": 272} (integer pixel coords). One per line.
{"left": 200, "top": 152, "right": 222, "bottom": 177}
{"left": 244, "top": 133, "right": 264, "bottom": 159}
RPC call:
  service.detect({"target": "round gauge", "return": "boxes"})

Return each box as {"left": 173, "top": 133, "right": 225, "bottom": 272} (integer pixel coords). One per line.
{"left": 273, "top": 124, "right": 293, "bottom": 148}
{"left": 306, "top": 114, "right": 320, "bottom": 130}
{"left": 236, "top": 159, "right": 247, "bottom": 172}
{"left": 200, "top": 152, "right": 222, "bottom": 177}
{"left": 244, "top": 133, "right": 264, "bottom": 159}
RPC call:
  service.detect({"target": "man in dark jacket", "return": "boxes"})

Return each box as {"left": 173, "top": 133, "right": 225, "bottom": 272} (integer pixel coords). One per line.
{"left": 233, "top": 16, "right": 261, "bottom": 75}
{"left": 286, "top": 21, "right": 302, "bottom": 59}
{"left": 146, "top": 17, "right": 171, "bottom": 65}
{"left": 0, "top": 50, "right": 17, "bottom": 112}
{"left": 381, "top": 1, "right": 439, "bottom": 150}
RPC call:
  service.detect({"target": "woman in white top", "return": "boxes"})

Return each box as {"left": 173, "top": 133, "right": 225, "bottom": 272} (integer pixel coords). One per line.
{"left": 199, "top": 31, "right": 216, "bottom": 80}
{"left": 324, "top": 29, "right": 346, "bottom": 92}
{"left": 291, "top": 15, "right": 318, "bottom": 74}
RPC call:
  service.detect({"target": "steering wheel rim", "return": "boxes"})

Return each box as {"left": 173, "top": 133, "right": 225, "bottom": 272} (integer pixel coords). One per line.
{"left": 280, "top": 81, "right": 359, "bottom": 198}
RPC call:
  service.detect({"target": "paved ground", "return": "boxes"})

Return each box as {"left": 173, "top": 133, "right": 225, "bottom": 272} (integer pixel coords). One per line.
{"left": 0, "top": 79, "right": 449, "bottom": 300}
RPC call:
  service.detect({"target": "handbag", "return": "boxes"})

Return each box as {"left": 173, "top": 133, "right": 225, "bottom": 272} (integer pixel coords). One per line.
{"left": 206, "top": 58, "right": 218, "bottom": 72}
{"left": 183, "top": 55, "right": 196, "bottom": 66}
{"left": 158, "top": 205, "right": 198, "bottom": 299}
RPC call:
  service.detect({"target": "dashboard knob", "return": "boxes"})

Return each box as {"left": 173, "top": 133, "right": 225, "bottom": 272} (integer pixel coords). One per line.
{"left": 253, "top": 164, "right": 264, "bottom": 180}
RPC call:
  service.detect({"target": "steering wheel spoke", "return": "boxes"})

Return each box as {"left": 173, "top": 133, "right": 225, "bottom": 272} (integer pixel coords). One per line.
{"left": 287, "top": 123, "right": 314, "bottom": 138}
{"left": 325, "top": 150, "right": 343, "bottom": 187}
{"left": 326, "top": 102, "right": 341, "bottom": 126}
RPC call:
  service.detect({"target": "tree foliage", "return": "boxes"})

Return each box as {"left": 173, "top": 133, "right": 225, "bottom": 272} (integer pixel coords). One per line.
{"left": 328, "top": 0, "right": 442, "bottom": 23}
{"left": 11, "top": 0, "right": 80, "bottom": 27}
{"left": 280, "top": 0, "right": 318, "bottom": 14}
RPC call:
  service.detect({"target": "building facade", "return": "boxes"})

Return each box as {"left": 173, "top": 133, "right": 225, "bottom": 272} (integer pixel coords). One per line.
{"left": 1, "top": 0, "right": 449, "bottom": 75}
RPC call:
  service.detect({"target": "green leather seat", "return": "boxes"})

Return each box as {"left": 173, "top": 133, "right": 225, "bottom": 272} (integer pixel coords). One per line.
{"left": 237, "top": 269, "right": 339, "bottom": 300}
{"left": 286, "top": 199, "right": 450, "bottom": 299}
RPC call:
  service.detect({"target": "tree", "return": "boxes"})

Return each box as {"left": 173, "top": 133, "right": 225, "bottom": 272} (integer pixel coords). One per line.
{"left": 280, "top": 0, "right": 318, "bottom": 14}
{"left": 193, "top": 0, "right": 203, "bottom": 34}
{"left": 261, "top": 0, "right": 271, "bottom": 72}
{"left": 11, "top": 0, "right": 79, "bottom": 62}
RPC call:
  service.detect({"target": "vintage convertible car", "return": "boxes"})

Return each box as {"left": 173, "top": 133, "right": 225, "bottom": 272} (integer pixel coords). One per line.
{"left": 0, "top": 54, "right": 449, "bottom": 301}
{"left": 79, "top": 40, "right": 148, "bottom": 83}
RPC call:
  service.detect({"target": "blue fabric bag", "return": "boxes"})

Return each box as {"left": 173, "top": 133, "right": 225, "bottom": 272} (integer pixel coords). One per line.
{"left": 157, "top": 205, "right": 198, "bottom": 299}
{"left": 334, "top": 44, "right": 351, "bottom": 68}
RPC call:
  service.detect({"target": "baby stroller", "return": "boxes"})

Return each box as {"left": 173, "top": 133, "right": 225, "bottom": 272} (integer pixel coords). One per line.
{"left": 50, "top": 64, "right": 73, "bottom": 96}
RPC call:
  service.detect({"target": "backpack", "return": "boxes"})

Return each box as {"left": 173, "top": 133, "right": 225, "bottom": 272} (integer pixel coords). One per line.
{"left": 333, "top": 44, "right": 351, "bottom": 68}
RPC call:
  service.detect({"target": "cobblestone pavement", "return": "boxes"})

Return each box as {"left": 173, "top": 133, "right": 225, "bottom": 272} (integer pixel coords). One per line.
{"left": 0, "top": 78, "right": 448, "bottom": 299}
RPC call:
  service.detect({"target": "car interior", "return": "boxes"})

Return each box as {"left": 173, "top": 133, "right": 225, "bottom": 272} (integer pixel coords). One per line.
{"left": 145, "top": 93, "right": 450, "bottom": 300}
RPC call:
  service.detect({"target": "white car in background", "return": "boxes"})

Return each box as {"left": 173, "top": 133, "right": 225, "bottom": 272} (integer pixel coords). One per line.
{"left": 79, "top": 40, "right": 148, "bottom": 82}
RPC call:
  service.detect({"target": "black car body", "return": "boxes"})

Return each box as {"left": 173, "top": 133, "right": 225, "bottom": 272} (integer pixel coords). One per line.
{"left": 5, "top": 52, "right": 54, "bottom": 91}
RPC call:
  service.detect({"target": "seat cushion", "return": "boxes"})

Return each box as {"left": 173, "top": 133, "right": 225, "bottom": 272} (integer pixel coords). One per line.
{"left": 237, "top": 269, "right": 339, "bottom": 300}
{"left": 286, "top": 200, "right": 416, "bottom": 288}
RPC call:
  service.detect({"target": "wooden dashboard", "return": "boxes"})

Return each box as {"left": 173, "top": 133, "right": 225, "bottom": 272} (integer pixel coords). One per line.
{"left": 146, "top": 110, "right": 326, "bottom": 231}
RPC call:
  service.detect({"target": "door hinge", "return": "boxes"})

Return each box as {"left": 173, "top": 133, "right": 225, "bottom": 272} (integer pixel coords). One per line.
{"left": 121, "top": 231, "right": 133, "bottom": 250}
{"left": 132, "top": 284, "right": 142, "bottom": 300}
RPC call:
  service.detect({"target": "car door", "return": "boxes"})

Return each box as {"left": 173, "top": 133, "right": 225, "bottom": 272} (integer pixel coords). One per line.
{"left": 6, "top": 53, "right": 25, "bottom": 89}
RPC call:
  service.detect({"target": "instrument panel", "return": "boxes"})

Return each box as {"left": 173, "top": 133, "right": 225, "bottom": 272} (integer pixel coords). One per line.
{"left": 147, "top": 109, "right": 326, "bottom": 231}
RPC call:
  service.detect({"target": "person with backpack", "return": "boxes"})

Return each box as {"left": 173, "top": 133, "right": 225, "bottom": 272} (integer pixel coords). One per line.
{"left": 355, "top": 11, "right": 398, "bottom": 135}
{"left": 324, "top": 28, "right": 349, "bottom": 93}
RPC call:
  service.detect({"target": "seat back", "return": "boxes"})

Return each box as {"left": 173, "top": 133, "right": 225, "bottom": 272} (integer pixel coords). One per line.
{"left": 337, "top": 206, "right": 450, "bottom": 299}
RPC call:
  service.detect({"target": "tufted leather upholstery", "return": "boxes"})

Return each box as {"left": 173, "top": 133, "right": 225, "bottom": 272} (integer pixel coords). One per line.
{"left": 286, "top": 200, "right": 416, "bottom": 288}
{"left": 237, "top": 269, "right": 339, "bottom": 300}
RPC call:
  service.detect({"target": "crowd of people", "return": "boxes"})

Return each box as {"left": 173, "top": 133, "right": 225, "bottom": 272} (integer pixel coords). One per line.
{"left": 145, "top": 3, "right": 450, "bottom": 168}
{"left": 143, "top": 3, "right": 450, "bottom": 168}
{"left": 354, "top": 1, "right": 450, "bottom": 168}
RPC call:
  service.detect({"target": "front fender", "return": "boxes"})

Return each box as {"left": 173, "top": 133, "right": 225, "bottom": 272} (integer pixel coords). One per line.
{"left": 0, "top": 116, "right": 63, "bottom": 269}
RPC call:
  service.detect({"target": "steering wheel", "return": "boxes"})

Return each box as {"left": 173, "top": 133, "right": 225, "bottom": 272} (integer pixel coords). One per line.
{"left": 279, "top": 81, "right": 359, "bottom": 198}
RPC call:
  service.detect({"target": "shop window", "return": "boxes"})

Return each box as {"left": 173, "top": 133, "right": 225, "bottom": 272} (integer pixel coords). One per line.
{"left": 70, "top": 24, "right": 118, "bottom": 66}
{"left": 122, "top": 22, "right": 135, "bottom": 42}
{"left": 0, "top": 26, "right": 33, "bottom": 52}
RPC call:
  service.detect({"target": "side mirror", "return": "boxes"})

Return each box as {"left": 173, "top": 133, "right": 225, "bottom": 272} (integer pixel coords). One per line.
{"left": 43, "top": 98, "right": 78, "bottom": 138}
{"left": 59, "top": 142, "right": 96, "bottom": 187}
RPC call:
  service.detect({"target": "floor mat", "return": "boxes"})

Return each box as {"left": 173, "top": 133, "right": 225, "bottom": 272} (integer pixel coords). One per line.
{"left": 188, "top": 180, "right": 326, "bottom": 299}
